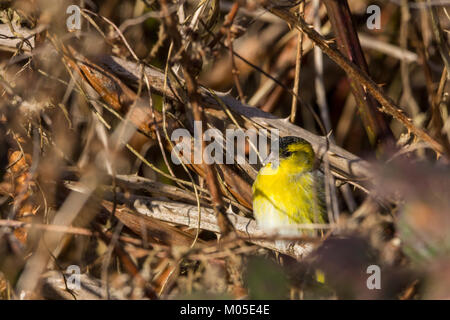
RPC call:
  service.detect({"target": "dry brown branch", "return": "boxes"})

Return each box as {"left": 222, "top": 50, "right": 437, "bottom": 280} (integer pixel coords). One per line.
{"left": 93, "top": 223, "right": 159, "bottom": 299}
{"left": 0, "top": 218, "right": 147, "bottom": 247}
{"left": 99, "top": 55, "right": 373, "bottom": 183}
{"left": 323, "top": 0, "right": 394, "bottom": 149}
{"left": 59, "top": 45, "right": 254, "bottom": 213}
{"left": 113, "top": 174, "right": 210, "bottom": 205}
{"left": 358, "top": 33, "right": 418, "bottom": 63}
{"left": 129, "top": 196, "right": 315, "bottom": 259}
{"left": 260, "top": 1, "right": 446, "bottom": 156}
{"left": 290, "top": 2, "right": 305, "bottom": 123}
{"left": 160, "top": 0, "right": 234, "bottom": 236}
{"left": 41, "top": 271, "right": 127, "bottom": 300}
{"left": 103, "top": 201, "right": 200, "bottom": 247}
{"left": 69, "top": 179, "right": 317, "bottom": 260}
{"left": 427, "top": 0, "right": 450, "bottom": 79}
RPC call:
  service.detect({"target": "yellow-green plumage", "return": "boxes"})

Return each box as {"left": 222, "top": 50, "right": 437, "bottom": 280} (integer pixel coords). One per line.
{"left": 252, "top": 137, "right": 326, "bottom": 236}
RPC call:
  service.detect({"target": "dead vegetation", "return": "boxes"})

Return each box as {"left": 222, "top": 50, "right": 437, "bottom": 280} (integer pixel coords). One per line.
{"left": 0, "top": 0, "right": 449, "bottom": 300}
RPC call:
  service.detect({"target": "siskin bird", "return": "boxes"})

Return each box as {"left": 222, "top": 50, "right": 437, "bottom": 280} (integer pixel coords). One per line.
{"left": 252, "top": 136, "right": 326, "bottom": 238}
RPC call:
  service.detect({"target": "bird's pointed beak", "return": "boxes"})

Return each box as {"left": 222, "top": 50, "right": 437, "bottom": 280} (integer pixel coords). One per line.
{"left": 263, "top": 152, "right": 280, "bottom": 167}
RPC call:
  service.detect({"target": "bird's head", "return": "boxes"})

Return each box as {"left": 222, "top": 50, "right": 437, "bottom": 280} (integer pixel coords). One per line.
{"left": 265, "top": 136, "right": 315, "bottom": 171}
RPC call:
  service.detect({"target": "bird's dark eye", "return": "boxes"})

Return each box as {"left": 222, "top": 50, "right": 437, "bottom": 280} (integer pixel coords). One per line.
{"left": 280, "top": 149, "right": 293, "bottom": 158}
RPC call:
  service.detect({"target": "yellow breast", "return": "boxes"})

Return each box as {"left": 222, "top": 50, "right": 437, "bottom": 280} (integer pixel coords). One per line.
{"left": 252, "top": 158, "right": 325, "bottom": 236}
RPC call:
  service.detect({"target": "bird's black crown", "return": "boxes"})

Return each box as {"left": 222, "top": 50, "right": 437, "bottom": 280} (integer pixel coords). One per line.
{"left": 278, "top": 136, "right": 311, "bottom": 158}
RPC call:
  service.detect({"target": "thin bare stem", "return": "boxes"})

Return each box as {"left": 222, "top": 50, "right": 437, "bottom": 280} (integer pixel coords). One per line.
{"left": 262, "top": 2, "right": 446, "bottom": 156}
{"left": 290, "top": 2, "right": 305, "bottom": 123}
